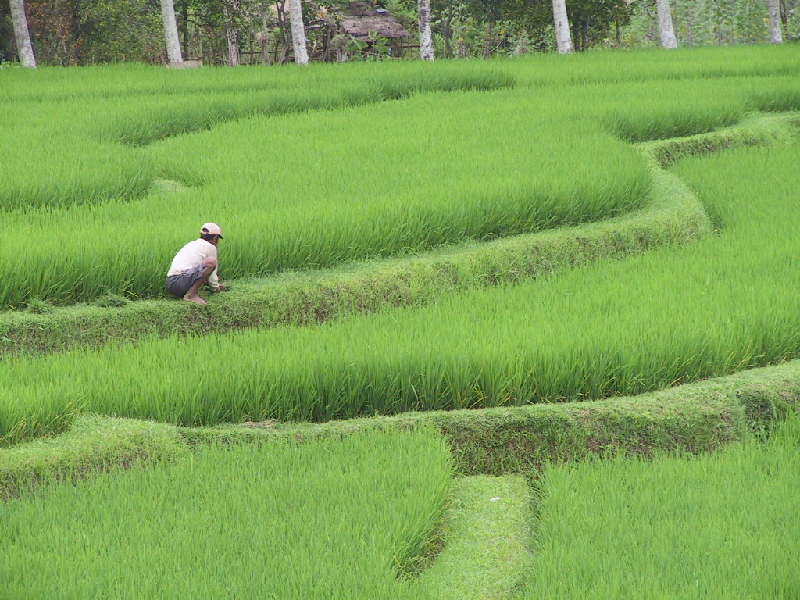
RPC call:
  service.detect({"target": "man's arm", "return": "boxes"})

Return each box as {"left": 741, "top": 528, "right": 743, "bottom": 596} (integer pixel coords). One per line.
{"left": 206, "top": 245, "right": 221, "bottom": 291}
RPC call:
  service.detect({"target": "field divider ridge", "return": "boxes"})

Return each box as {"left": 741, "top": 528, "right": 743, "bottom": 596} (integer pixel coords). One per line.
{"left": 3, "top": 357, "right": 798, "bottom": 501}
{"left": 418, "top": 475, "right": 533, "bottom": 600}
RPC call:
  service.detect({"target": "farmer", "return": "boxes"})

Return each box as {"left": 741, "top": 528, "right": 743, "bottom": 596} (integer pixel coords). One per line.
{"left": 165, "top": 223, "right": 226, "bottom": 305}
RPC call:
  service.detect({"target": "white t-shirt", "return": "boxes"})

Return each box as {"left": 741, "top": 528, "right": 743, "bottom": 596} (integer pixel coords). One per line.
{"left": 167, "top": 239, "right": 219, "bottom": 289}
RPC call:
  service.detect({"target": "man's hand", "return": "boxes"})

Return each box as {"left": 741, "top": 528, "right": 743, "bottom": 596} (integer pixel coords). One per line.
{"left": 215, "top": 283, "right": 227, "bottom": 293}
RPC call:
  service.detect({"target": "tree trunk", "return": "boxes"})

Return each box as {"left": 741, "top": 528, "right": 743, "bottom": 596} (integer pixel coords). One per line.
{"left": 287, "top": 0, "right": 308, "bottom": 65}
{"left": 181, "top": 1, "right": 189, "bottom": 61}
{"left": 766, "top": 0, "right": 783, "bottom": 43}
{"left": 418, "top": 0, "right": 434, "bottom": 60}
{"left": 551, "top": 0, "right": 573, "bottom": 54}
{"left": 9, "top": 0, "right": 36, "bottom": 67}
{"left": 226, "top": 29, "right": 240, "bottom": 66}
{"left": 222, "top": 2, "right": 241, "bottom": 66}
{"left": 160, "top": 0, "right": 183, "bottom": 64}
{"left": 261, "top": 2, "right": 272, "bottom": 65}
{"left": 655, "top": 0, "right": 678, "bottom": 48}
{"left": 442, "top": 6, "right": 453, "bottom": 59}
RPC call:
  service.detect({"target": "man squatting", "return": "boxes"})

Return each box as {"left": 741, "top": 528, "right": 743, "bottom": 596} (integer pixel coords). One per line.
{"left": 165, "top": 223, "right": 226, "bottom": 305}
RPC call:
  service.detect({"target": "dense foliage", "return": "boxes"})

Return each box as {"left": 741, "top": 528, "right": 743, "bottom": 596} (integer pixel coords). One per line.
{"left": 1, "top": 46, "right": 800, "bottom": 444}
{"left": 2, "top": 0, "right": 799, "bottom": 65}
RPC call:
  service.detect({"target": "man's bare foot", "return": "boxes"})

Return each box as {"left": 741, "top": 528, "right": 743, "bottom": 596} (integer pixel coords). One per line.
{"left": 183, "top": 293, "right": 207, "bottom": 305}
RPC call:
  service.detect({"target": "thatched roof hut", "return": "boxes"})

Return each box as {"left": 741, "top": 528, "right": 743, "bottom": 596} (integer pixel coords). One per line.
{"left": 340, "top": 2, "right": 411, "bottom": 40}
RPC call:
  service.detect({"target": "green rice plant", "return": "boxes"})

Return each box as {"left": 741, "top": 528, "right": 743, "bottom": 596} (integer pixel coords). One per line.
{"left": 2, "top": 46, "right": 800, "bottom": 307}
{"left": 3, "top": 131, "right": 799, "bottom": 443}
{"left": 508, "top": 44, "right": 800, "bottom": 87}
{"left": 525, "top": 413, "right": 800, "bottom": 599}
{"left": 0, "top": 428, "right": 452, "bottom": 599}
{"left": 0, "top": 83, "right": 651, "bottom": 307}
{"left": 0, "top": 61, "right": 512, "bottom": 212}
{"left": 3, "top": 48, "right": 800, "bottom": 443}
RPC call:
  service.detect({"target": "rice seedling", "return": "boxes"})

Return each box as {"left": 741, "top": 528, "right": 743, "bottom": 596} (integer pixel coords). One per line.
{"left": 2, "top": 46, "right": 800, "bottom": 443}
{"left": 525, "top": 413, "right": 800, "bottom": 598}
{"left": 2, "top": 136, "right": 799, "bottom": 444}
{"left": 0, "top": 428, "right": 452, "bottom": 599}
{"left": 5, "top": 45, "right": 799, "bottom": 307}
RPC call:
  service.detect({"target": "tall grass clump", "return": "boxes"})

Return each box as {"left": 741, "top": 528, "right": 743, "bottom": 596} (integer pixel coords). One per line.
{"left": 525, "top": 413, "right": 800, "bottom": 599}
{"left": 0, "top": 428, "right": 452, "bottom": 599}
{"left": 2, "top": 133, "right": 799, "bottom": 442}
{"left": 3, "top": 47, "right": 800, "bottom": 306}
{"left": 0, "top": 83, "right": 651, "bottom": 307}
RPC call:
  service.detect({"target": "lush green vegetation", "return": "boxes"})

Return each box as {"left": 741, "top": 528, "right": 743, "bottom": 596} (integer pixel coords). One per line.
{"left": 0, "top": 49, "right": 800, "bottom": 442}
{"left": 3, "top": 44, "right": 800, "bottom": 600}
{"left": 3, "top": 46, "right": 800, "bottom": 309}
{"left": 0, "top": 428, "right": 451, "bottom": 599}
{"left": 527, "top": 414, "right": 800, "bottom": 599}
{"left": 3, "top": 119, "right": 799, "bottom": 444}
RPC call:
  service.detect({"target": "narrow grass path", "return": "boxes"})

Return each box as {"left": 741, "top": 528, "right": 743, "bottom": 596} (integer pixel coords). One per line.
{"left": 421, "top": 476, "right": 533, "bottom": 600}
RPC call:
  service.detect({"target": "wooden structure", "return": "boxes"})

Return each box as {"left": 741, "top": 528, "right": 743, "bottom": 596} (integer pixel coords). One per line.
{"left": 340, "top": 2, "right": 410, "bottom": 43}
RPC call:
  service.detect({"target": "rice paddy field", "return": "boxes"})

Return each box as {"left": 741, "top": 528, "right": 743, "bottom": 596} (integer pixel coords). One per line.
{"left": 3, "top": 44, "right": 800, "bottom": 597}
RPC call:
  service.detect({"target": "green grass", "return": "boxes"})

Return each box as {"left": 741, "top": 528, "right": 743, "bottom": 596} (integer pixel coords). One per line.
{"left": 0, "top": 428, "right": 452, "bottom": 600}
{"left": 421, "top": 475, "right": 533, "bottom": 599}
{"left": 525, "top": 413, "right": 800, "bottom": 599}
{"left": 2, "top": 123, "right": 800, "bottom": 444}
{"left": 4, "top": 45, "right": 800, "bottom": 308}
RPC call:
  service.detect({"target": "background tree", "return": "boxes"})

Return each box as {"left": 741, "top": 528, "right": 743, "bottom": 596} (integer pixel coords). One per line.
{"left": 552, "top": 0, "right": 572, "bottom": 52}
{"left": 654, "top": 0, "right": 676, "bottom": 47}
{"left": 161, "top": 0, "right": 183, "bottom": 62}
{"left": 222, "top": 0, "right": 240, "bottom": 65}
{"left": 1, "top": 0, "right": 797, "bottom": 65}
{"left": 287, "top": 0, "right": 308, "bottom": 63}
{"left": 419, "top": 0, "right": 434, "bottom": 58}
{"left": 8, "top": 0, "right": 36, "bottom": 66}
{"left": 767, "top": 0, "right": 783, "bottom": 42}
{"left": 567, "top": 0, "right": 633, "bottom": 50}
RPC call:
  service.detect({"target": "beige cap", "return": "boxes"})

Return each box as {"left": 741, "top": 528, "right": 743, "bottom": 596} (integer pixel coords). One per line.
{"left": 201, "top": 223, "right": 223, "bottom": 238}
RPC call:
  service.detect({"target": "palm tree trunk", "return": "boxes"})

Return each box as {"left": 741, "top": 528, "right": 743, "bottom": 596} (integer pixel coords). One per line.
{"left": 160, "top": 0, "right": 183, "bottom": 64}
{"left": 9, "top": 0, "right": 36, "bottom": 67}
{"left": 766, "top": 0, "right": 783, "bottom": 44}
{"left": 551, "top": 0, "right": 573, "bottom": 54}
{"left": 287, "top": 0, "right": 308, "bottom": 64}
{"left": 418, "top": 0, "right": 434, "bottom": 60}
{"left": 655, "top": 0, "right": 678, "bottom": 48}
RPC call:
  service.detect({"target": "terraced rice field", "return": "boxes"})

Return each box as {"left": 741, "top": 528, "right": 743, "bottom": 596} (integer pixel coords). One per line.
{"left": 2, "top": 44, "right": 800, "bottom": 598}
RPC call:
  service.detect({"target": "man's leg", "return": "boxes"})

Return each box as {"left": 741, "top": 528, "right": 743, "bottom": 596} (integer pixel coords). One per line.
{"left": 183, "top": 257, "right": 217, "bottom": 305}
